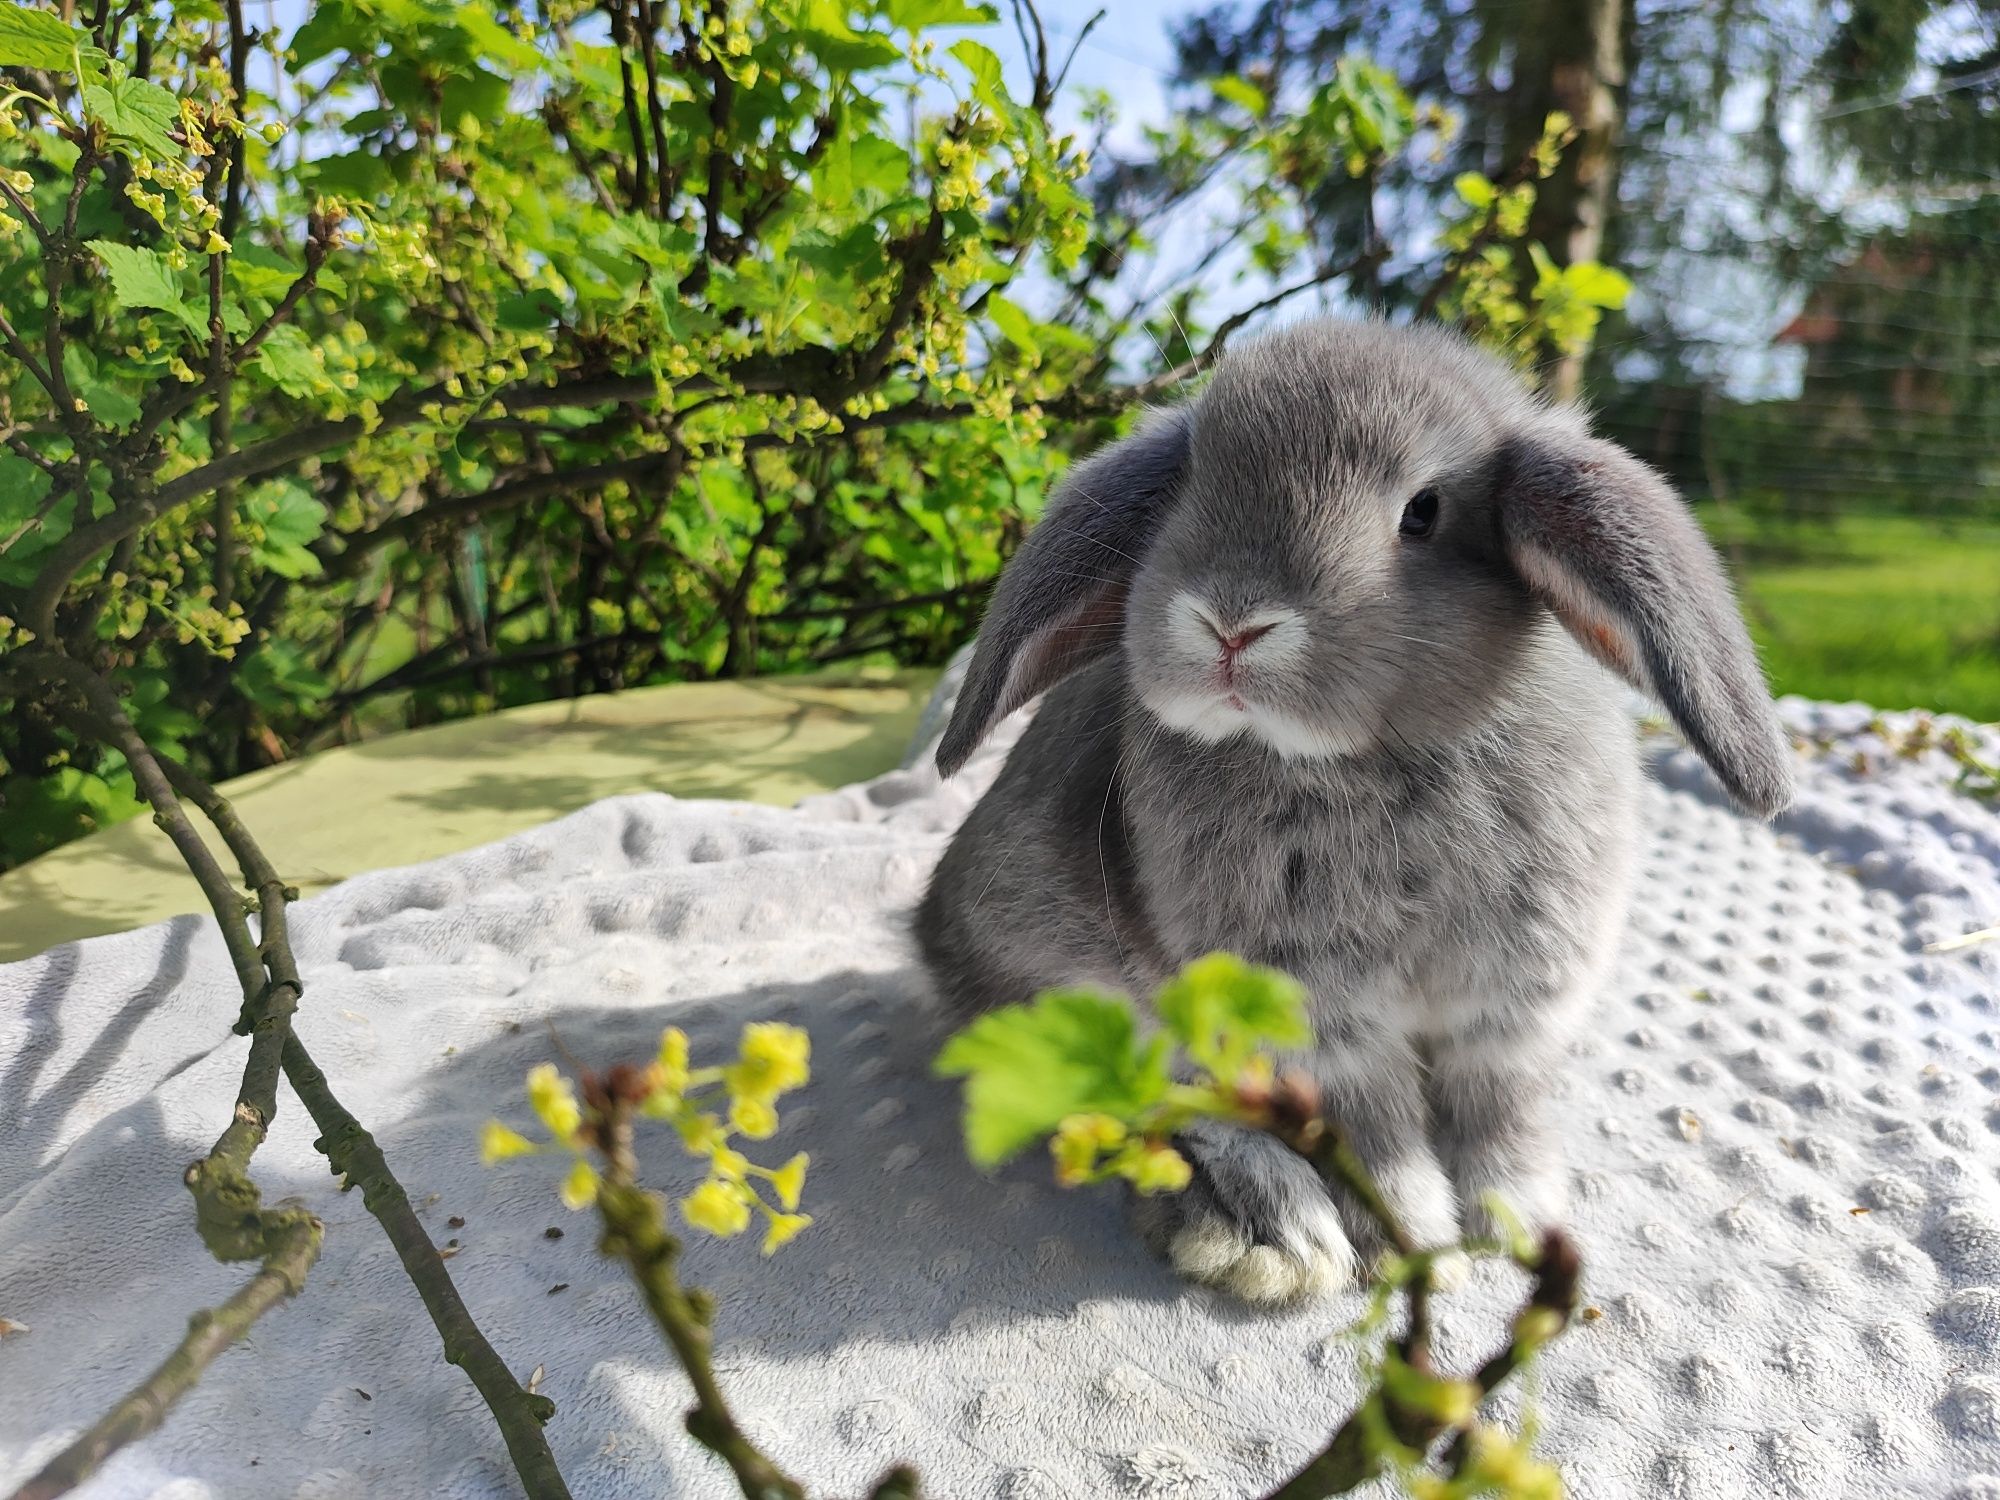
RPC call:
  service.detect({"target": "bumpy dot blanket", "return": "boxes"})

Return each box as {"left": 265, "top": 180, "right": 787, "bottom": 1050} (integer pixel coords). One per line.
{"left": 3, "top": 672, "right": 1999, "bottom": 1500}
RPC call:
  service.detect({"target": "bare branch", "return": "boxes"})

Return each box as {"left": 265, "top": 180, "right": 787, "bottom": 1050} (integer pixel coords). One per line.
{"left": 0, "top": 304, "right": 61, "bottom": 403}
{"left": 1117, "top": 250, "right": 1379, "bottom": 404}
{"left": 9, "top": 649, "right": 572, "bottom": 1500}
{"left": 279, "top": 1035, "right": 573, "bottom": 1500}
{"left": 4, "top": 650, "right": 319, "bottom": 1500}
{"left": 7, "top": 1215, "right": 321, "bottom": 1500}
{"left": 1049, "top": 8, "right": 1106, "bottom": 101}
{"left": 608, "top": 0, "right": 653, "bottom": 210}
{"left": 635, "top": 0, "right": 674, "bottom": 219}
{"left": 0, "top": 174, "right": 52, "bottom": 253}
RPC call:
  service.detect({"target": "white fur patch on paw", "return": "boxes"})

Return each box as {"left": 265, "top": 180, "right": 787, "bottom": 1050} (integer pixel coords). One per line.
{"left": 1167, "top": 1205, "right": 1357, "bottom": 1305}
{"left": 1168, "top": 1218, "right": 1252, "bottom": 1282}
{"left": 1376, "top": 1160, "right": 1463, "bottom": 1249}
{"left": 1467, "top": 1173, "right": 1568, "bottom": 1240}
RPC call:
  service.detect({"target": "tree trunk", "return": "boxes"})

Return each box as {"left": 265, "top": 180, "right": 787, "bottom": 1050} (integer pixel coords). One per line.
{"left": 1504, "top": 0, "right": 1628, "bottom": 402}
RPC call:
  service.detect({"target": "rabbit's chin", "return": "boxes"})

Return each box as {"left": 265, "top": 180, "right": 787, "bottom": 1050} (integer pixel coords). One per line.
{"left": 1139, "top": 686, "right": 1373, "bottom": 761}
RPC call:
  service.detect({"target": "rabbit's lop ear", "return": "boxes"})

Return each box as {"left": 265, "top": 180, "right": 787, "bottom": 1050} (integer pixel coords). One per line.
{"left": 935, "top": 408, "right": 1193, "bottom": 777}
{"left": 1498, "top": 432, "right": 1795, "bottom": 817}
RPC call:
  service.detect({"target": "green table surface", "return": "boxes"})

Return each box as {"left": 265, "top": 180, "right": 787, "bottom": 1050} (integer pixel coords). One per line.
{"left": 0, "top": 667, "right": 939, "bottom": 964}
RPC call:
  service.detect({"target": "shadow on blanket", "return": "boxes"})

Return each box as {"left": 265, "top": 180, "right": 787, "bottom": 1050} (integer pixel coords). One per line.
{"left": 411, "top": 965, "right": 1230, "bottom": 1379}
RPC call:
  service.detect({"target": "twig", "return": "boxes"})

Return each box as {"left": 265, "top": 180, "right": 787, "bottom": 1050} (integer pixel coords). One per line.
{"left": 608, "top": 0, "right": 653, "bottom": 211}
{"left": 1009, "top": 0, "right": 1053, "bottom": 112}
{"left": 762, "top": 581, "right": 989, "bottom": 624}
{"left": 12, "top": 650, "right": 572, "bottom": 1500}
{"left": 280, "top": 1036, "right": 572, "bottom": 1500}
{"left": 142, "top": 759, "right": 571, "bottom": 1500}
{"left": 329, "top": 620, "right": 656, "bottom": 705}
{"left": 6, "top": 651, "right": 318, "bottom": 1500}
{"left": 1246, "top": 1075, "right": 1581, "bottom": 1497}
{"left": 1927, "top": 922, "right": 2000, "bottom": 954}
{"left": 323, "top": 450, "right": 685, "bottom": 578}
{"left": 1260, "top": 1229, "right": 1582, "bottom": 1500}
{"left": 0, "top": 304, "right": 60, "bottom": 403}
{"left": 133, "top": 211, "right": 336, "bottom": 449}
{"left": 591, "top": 1098, "right": 808, "bottom": 1500}
{"left": 1048, "top": 8, "right": 1105, "bottom": 101}
{"left": 1118, "top": 252, "right": 1379, "bottom": 404}
{"left": 0, "top": 481, "right": 72, "bottom": 557}
{"left": 717, "top": 469, "right": 783, "bottom": 676}
{"left": 849, "top": 206, "right": 948, "bottom": 389}
{"left": 7, "top": 1215, "right": 322, "bottom": 1500}
{"left": 634, "top": 0, "right": 674, "bottom": 220}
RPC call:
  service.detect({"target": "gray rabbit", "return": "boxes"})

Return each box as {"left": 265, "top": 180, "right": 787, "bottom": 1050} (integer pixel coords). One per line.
{"left": 916, "top": 318, "right": 1792, "bottom": 1303}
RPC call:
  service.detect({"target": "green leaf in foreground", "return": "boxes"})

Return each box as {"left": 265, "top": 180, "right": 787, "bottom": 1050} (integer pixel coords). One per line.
{"left": 934, "top": 988, "right": 1173, "bottom": 1166}
{"left": 84, "top": 241, "right": 202, "bottom": 336}
{"left": 1154, "top": 951, "right": 1310, "bottom": 1078}
{"left": 0, "top": 2, "right": 86, "bottom": 70}
{"left": 84, "top": 77, "right": 181, "bottom": 158}
{"left": 253, "top": 325, "right": 328, "bottom": 398}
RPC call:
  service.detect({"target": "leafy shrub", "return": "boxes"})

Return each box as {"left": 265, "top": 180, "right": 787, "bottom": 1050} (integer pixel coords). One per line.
{"left": 0, "top": 0, "right": 1624, "bottom": 868}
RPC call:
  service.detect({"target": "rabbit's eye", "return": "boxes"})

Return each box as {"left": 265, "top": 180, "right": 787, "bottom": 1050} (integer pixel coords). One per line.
{"left": 1400, "top": 487, "right": 1440, "bottom": 539}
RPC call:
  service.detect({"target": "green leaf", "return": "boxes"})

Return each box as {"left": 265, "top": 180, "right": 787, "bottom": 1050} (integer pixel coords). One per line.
{"left": 1454, "top": 171, "right": 1495, "bottom": 210}
{"left": 817, "top": 131, "right": 911, "bottom": 209}
{"left": 61, "top": 344, "right": 140, "bottom": 428}
{"left": 236, "top": 637, "right": 331, "bottom": 713}
{"left": 1527, "top": 241, "right": 1560, "bottom": 290}
{"left": 83, "top": 240, "right": 203, "bottom": 336}
{"left": 252, "top": 325, "right": 328, "bottom": 399}
{"left": 495, "top": 288, "right": 564, "bottom": 332}
{"left": 455, "top": 5, "right": 542, "bottom": 70}
{"left": 0, "top": 2, "right": 86, "bottom": 70}
{"left": 440, "top": 64, "right": 510, "bottom": 128}
{"left": 0, "top": 450, "right": 53, "bottom": 527}
{"left": 289, "top": 0, "right": 369, "bottom": 70}
{"left": 0, "top": 490, "right": 73, "bottom": 590}
{"left": 229, "top": 242, "right": 346, "bottom": 303}
{"left": 83, "top": 77, "right": 181, "bottom": 159}
{"left": 800, "top": 0, "right": 903, "bottom": 70}
{"left": 244, "top": 478, "right": 325, "bottom": 579}
{"left": 986, "top": 294, "right": 1039, "bottom": 357}
{"left": 884, "top": 0, "right": 996, "bottom": 28}
{"left": 948, "top": 38, "right": 1005, "bottom": 107}
{"left": 1210, "top": 75, "right": 1268, "bottom": 117}
{"left": 228, "top": 241, "right": 303, "bottom": 299}
{"left": 1154, "top": 953, "right": 1310, "bottom": 1077}
{"left": 307, "top": 149, "right": 394, "bottom": 197}
{"left": 935, "top": 989, "right": 1173, "bottom": 1166}
{"left": 1561, "top": 260, "right": 1632, "bottom": 309}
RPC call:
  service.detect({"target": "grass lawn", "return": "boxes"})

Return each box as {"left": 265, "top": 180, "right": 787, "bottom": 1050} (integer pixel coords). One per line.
{"left": 1700, "top": 508, "right": 2000, "bottom": 723}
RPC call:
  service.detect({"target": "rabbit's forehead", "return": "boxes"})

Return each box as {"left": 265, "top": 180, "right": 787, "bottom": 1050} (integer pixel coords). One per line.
{"left": 1190, "top": 328, "right": 1511, "bottom": 493}
{"left": 1188, "top": 372, "right": 1493, "bottom": 496}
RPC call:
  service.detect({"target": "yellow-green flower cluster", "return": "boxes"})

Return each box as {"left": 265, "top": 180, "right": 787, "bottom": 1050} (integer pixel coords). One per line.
{"left": 481, "top": 1022, "right": 815, "bottom": 1255}
{"left": 1406, "top": 1425, "right": 1562, "bottom": 1500}
{"left": 1049, "top": 1113, "right": 1192, "bottom": 1195}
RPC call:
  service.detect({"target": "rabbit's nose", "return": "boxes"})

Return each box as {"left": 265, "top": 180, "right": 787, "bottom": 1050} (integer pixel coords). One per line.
{"left": 1213, "top": 620, "right": 1277, "bottom": 657}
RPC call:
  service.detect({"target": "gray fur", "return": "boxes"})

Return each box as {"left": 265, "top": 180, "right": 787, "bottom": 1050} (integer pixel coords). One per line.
{"left": 917, "top": 318, "right": 1792, "bottom": 1303}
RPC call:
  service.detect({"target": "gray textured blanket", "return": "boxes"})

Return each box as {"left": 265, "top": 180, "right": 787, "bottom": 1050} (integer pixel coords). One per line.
{"left": 3, "top": 676, "right": 1999, "bottom": 1499}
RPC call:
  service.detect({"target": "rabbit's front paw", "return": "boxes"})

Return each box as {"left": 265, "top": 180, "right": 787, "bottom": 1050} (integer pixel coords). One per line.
{"left": 1131, "top": 1121, "right": 1357, "bottom": 1304}
{"left": 1459, "top": 1167, "right": 1567, "bottom": 1241}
